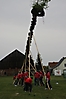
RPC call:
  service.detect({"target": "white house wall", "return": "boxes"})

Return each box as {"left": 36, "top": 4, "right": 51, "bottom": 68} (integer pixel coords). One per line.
{"left": 53, "top": 59, "right": 66, "bottom": 75}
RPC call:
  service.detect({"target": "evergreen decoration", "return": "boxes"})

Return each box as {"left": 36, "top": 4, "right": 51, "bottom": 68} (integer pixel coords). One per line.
{"left": 31, "top": 3, "right": 45, "bottom": 17}
{"left": 35, "top": 53, "right": 43, "bottom": 71}
{"left": 32, "top": 0, "right": 51, "bottom": 10}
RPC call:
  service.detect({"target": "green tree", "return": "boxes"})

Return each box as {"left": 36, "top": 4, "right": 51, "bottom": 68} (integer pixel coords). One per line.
{"left": 35, "top": 53, "right": 43, "bottom": 71}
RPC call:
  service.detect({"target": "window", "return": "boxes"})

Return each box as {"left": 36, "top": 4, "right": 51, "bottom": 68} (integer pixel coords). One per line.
{"left": 64, "top": 64, "right": 66, "bottom": 67}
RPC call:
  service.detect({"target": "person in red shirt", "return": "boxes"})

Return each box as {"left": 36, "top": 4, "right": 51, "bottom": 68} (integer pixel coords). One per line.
{"left": 45, "top": 70, "right": 52, "bottom": 90}
{"left": 39, "top": 70, "right": 44, "bottom": 86}
{"left": 20, "top": 71, "right": 24, "bottom": 86}
{"left": 23, "top": 77, "right": 32, "bottom": 92}
{"left": 17, "top": 72, "right": 21, "bottom": 79}
{"left": 14, "top": 71, "right": 21, "bottom": 86}
{"left": 34, "top": 71, "right": 40, "bottom": 85}
{"left": 23, "top": 71, "right": 29, "bottom": 82}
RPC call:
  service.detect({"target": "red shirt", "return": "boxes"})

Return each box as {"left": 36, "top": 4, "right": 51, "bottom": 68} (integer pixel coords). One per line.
{"left": 39, "top": 71, "right": 44, "bottom": 77}
{"left": 46, "top": 72, "right": 50, "bottom": 80}
{"left": 34, "top": 72, "right": 40, "bottom": 78}
{"left": 20, "top": 73, "right": 24, "bottom": 78}
{"left": 25, "top": 77, "right": 32, "bottom": 84}
{"left": 13, "top": 76, "right": 16, "bottom": 80}
{"left": 17, "top": 73, "right": 21, "bottom": 79}
{"left": 24, "top": 72, "right": 29, "bottom": 82}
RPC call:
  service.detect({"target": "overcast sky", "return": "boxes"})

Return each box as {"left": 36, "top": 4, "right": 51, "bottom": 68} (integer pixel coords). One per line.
{"left": 0, "top": 0, "right": 66, "bottom": 65}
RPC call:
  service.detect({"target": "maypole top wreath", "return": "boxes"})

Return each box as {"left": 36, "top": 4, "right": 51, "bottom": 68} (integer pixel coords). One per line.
{"left": 31, "top": 0, "right": 51, "bottom": 17}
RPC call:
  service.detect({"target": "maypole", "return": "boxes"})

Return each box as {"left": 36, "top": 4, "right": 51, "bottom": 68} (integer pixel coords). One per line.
{"left": 22, "top": 0, "right": 51, "bottom": 77}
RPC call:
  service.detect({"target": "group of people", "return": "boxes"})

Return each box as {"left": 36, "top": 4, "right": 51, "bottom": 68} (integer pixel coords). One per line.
{"left": 13, "top": 71, "right": 29, "bottom": 86}
{"left": 13, "top": 71, "right": 32, "bottom": 92}
{"left": 34, "top": 70, "right": 52, "bottom": 90}
{"left": 13, "top": 70, "right": 52, "bottom": 92}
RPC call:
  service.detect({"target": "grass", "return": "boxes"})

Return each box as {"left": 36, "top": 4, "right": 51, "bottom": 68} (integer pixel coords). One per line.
{"left": 0, "top": 76, "right": 66, "bottom": 99}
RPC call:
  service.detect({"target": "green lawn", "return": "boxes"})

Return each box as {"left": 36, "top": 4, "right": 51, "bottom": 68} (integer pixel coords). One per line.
{"left": 0, "top": 76, "right": 66, "bottom": 99}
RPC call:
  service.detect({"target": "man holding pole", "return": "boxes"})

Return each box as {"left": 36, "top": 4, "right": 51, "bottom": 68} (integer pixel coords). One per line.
{"left": 45, "top": 70, "right": 52, "bottom": 90}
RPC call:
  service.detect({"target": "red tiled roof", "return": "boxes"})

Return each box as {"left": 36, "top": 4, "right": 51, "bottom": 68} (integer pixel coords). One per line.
{"left": 48, "top": 62, "right": 58, "bottom": 68}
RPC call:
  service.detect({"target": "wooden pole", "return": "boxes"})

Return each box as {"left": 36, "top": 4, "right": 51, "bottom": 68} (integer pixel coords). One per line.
{"left": 28, "top": 32, "right": 31, "bottom": 78}
{"left": 25, "top": 54, "right": 27, "bottom": 72}
{"left": 29, "top": 50, "right": 30, "bottom": 78}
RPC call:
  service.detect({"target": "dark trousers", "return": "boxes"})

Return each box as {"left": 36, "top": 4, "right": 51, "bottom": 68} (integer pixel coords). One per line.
{"left": 46, "top": 80, "right": 52, "bottom": 89}
{"left": 14, "top": 78, "right": 19, "bottom": 85}
{"left": 21, "top": 78, "right": 24, "bottom": 86}
{"left": 34, "top": 78, "right": 39, "bottom": 85}
{"left": 39, "top": 77, "right": 44, "bottom": 86}
{"left": 24, "top": 82, "right": 32, "bottom": 92}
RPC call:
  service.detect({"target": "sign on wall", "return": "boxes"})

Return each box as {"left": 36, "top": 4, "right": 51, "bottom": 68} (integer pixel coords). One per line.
{"left": 54, "top": 70, "right": 61, "bottom": 76}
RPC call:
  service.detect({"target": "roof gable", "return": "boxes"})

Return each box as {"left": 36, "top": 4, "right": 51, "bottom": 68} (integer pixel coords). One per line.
{"left": 0, "top": 49, "right": 24, "bottom": 61}
{"left": 52, "top": 57, "right": 66, "bottom": 69}
{"left": 0, "top": 49, "right": 25, "bottom": 69}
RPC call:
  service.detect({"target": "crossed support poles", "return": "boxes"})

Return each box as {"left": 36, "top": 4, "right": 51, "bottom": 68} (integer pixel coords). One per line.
{"left": 21, "top": 32, "right": 45, "bottom": 78}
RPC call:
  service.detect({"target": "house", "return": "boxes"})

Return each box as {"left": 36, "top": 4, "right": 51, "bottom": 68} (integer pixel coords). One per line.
{"left": 48, "top": 57, "right": 66, "bottom": 75}
{"left": 0, "top": 49, "right": 35, "bottom": 76}
{"left": 48, "top": 62, "right": 58, "bottom": 70}
{"left": 0, "top": 49, "right": 25, "bottom": 76}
